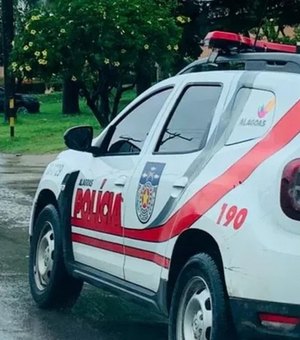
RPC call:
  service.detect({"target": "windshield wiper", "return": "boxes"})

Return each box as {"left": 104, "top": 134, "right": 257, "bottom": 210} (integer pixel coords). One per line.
{"left": 160, "top": 129, "right": 193, "bottom": 146}
{"left": 119, "top": 135, "right": 142, "bottom": 143}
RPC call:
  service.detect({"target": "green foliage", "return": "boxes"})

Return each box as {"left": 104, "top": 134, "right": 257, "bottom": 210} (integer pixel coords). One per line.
{"left": 12, "top": 0, "right": 180, "bottom": 83}
{"left": 11, "top": 0, "right": 181, "bottom": 125}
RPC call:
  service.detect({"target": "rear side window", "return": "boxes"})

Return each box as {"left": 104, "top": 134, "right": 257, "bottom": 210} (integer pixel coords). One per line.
{"left": 156, "top": 85, "right": 221, "bottom": 153}
{"left": 226, "top": 88, "right": 276, "bottom": 145}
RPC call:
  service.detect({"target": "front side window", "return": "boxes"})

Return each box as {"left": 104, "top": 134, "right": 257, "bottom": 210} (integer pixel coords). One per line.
{"left": 156, "top": 85, "right": 222, "bottom": 153}
{"left": 107, "top": 88, "right": 173, "bottom": 154}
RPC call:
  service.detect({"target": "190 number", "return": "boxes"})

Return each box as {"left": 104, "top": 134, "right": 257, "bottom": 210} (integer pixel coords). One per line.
{"left": 216, "top": 204, "right": 248, "bottom": 230}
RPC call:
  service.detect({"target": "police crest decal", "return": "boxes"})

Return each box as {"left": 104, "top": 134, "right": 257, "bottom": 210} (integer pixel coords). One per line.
{"left": 136, "top": 162, "right": 165, "bottom": 224}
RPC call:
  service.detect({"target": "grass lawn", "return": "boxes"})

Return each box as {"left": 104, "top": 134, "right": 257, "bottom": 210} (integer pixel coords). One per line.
{"left": 0, "top": 91, "right": 135, "bottom": 154}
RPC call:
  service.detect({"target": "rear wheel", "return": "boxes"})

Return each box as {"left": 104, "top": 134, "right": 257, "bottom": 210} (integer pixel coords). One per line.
{"left": 16, "top": 106, "right": 29, "bottom": 114}
{"left": 169, "top": 253, "right": 233, "bottom": 340}
{"left": 29, "top": 204, "right": 83, "bottom": 308}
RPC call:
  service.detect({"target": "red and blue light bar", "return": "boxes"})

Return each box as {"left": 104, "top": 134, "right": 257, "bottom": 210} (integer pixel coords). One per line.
{"left": 204, "top": 31, "right": 298, "bottom": 54}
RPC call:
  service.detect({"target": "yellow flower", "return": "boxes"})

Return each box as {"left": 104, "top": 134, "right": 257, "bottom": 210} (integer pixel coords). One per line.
{"left": 121, "top": 49, "right": 126, "bottom": 54}
{"left": 173, "top": 44, "right": 179, "bottom": 51}
{"left": 176, "top": 16, "right": 186, "bottom": 24}
{"left": 19, "top": 66, "right": 24, "bottom": 71}
{"left": 71, "top": 76, "right": 77, "bottom": 81}
{"left": 11, "top": 62, "right": 18, "bottom": 71}
{"left": 34, "top": 51, "right": 41, "bottom": 57}
{"left": 42, "top": 50, "right": 47, "bottom": 57}
{"left": 29, "top": 42, "right": 33, "bottom": 47}
{"left": 60, "top": 28, "right": 66, "bottom": 34}
{"left": 38, "top": 59, "right": 47, "bottom": 65}
{"left": 31, "top": 15, "right": 41, "bottom": 21}
{"left": 104, "top": 58, "right": 110, "bottom": 64}
{"left": 23, "top": 45, "right": 29, "bottom": 51}
{"left": 30, "top": 29, "right": 37, "bottom": 35}
{"left": 25, "top": 65, "right": 32, "bottom": 71}
{"left": 144, "top": 44, "right": 149, "bottom": 50}
{"left": 113, "top": 61, "right": 120, "bottom": 67}
{"left": 167, "top": 45, "right": 172, "bottom": 51}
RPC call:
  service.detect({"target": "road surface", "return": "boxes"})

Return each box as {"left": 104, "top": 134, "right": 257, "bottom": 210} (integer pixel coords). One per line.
{"left": 0, "top": 153, "right": 168, "bottom": 340}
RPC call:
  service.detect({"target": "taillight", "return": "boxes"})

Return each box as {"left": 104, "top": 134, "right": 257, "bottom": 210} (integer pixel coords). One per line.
{"left": 280, "top": 159, "right": 300, "bottom": 219}
{"left": 259, "top": 313, "right": 300, "bottom": 331}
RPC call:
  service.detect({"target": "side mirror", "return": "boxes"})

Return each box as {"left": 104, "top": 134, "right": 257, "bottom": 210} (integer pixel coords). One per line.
{"left": 64, "top": 126, "right": 93, "bottom": 152}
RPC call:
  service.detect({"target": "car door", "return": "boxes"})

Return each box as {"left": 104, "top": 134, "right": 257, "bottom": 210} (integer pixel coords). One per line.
{"left": 123, "top": 83, "right": 227, "bottom": 291}
{"left": 70, "top": 87, "right": 174, "bottom": 279}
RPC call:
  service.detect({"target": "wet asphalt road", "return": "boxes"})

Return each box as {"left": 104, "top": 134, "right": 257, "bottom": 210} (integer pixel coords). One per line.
{"left": 0, "top": 154, "right": 167, "bottom": 340}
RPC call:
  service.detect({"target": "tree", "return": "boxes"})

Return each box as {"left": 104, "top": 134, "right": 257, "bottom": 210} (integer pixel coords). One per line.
{"left": 11, "top": 0, "right": 181, "bottom": 125}
{"left": 175, "top": 0, "right": 300, "bottom": 68}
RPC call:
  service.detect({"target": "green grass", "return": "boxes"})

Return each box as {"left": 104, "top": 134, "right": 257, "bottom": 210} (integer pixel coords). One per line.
{"left": 0, "top": 92, "right": 135, "bottom": 154}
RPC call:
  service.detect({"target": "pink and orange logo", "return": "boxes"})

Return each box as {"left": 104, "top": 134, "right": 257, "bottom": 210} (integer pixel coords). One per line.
{"left": 258, "top": 97, "right": 276, "bottom": 119}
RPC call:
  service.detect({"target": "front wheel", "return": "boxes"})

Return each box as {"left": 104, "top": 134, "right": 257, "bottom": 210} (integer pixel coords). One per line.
{"left": 29, "top": 204, "right": 83, "bottom": 308}
{"left": 169, "top": 253, "right": 233, "bottom": 340}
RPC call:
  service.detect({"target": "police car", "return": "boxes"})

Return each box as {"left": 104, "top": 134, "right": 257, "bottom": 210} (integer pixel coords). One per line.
{"left": 29, "top": 31, "right": 300, "bottom": 340}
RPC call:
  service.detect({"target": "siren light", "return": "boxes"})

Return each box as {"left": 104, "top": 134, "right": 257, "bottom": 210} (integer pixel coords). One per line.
{"left": 204, "top": 31, "right": 298, "bottom": 54}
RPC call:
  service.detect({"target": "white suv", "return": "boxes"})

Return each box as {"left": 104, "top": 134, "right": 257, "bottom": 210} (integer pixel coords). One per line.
{"left": 29, "top": 32, "right": 300, "bottom": 340}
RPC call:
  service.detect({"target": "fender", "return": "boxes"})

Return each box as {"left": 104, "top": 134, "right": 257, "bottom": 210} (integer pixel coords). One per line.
{"left": 56, "top": 171, "right": 80, "bottom": 267}
{"left": 29, "top": 157, "right": 77, "bottom": 235}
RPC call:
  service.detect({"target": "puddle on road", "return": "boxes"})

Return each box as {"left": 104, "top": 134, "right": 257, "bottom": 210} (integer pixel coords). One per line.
{"left": 0, "top": 187, "right": 32, "bottom": 228}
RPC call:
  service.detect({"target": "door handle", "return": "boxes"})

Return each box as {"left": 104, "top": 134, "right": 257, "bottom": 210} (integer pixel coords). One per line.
{"left": 172, "top": 177, "right": 188, "bottom": 189}
{"left": 114, "top": 175, "right": 127, "bottom": 187}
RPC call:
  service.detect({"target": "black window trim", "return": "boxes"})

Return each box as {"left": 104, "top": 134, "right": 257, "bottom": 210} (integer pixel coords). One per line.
{"left": 98, "top": 85, "right": 174, "bottom": 157}
{"left": 153, "top": 82, "right": 223, "bottom": 156}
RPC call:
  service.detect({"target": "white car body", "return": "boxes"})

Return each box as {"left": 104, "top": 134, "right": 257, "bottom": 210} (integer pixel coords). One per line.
{"left": 30, "top": 59, "right": 300, "bottom": 339}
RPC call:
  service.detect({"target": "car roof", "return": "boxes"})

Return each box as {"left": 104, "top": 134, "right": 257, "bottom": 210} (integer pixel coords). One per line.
{"left": 179, "top": 52, "right": 300, "bottom": 75}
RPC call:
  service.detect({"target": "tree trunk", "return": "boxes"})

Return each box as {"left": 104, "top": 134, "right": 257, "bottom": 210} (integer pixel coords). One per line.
{"left": 62, "top": 78, "right": 80, "bottom": 114}
{"left": 136, "top": 66, "right": 152, "bottom": 96}
{"left": 135, "top": 53, "right": 153, "bottom": 96}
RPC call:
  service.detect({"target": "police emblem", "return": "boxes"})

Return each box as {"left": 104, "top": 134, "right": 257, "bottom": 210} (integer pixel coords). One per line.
{"left": 136, "top": 162, "right": 165, "bottom": 224}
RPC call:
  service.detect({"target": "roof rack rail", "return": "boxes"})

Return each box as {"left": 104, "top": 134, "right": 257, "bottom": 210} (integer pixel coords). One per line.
{"left": 179, "top": 31, "right": 300, "bottom": 75}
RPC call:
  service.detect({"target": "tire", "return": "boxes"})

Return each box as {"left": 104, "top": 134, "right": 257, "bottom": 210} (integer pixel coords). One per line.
{"left": 169, "top": 253, "right": 233, "bottom": 340}
{"left": 16, "top": 106, "right": 29, "bottom": 114}
{"left": 29, "top": 204, "right": 83, "bottom": 309}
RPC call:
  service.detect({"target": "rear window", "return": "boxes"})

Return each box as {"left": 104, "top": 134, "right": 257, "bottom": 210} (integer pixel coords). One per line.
{"left": 226, "top": 88, "right": 276, "bottom": 145}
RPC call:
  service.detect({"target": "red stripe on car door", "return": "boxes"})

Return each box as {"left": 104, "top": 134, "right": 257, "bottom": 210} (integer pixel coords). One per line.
{"left": 72, "top": 233, "right": 170, "bottom": 268}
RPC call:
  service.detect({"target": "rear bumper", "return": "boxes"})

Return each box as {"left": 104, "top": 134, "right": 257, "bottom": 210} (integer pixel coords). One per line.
{"left": 230, "top": 297, "right": 300, "bottom": 339}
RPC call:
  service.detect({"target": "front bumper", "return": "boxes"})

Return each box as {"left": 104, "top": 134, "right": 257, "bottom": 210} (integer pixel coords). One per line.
{"left": 230, "top": 297, "right": 300, "bottom": 339}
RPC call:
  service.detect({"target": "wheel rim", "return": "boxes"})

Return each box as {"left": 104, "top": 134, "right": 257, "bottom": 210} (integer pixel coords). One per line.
{"left": 17, "top": 106, "right": 29, "bottom": 114}
{"left": 177, "top": 277, "right": 212, "bottom": 340}
{"left": 34, "top": 222, "right": 55, "bottom": 290}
